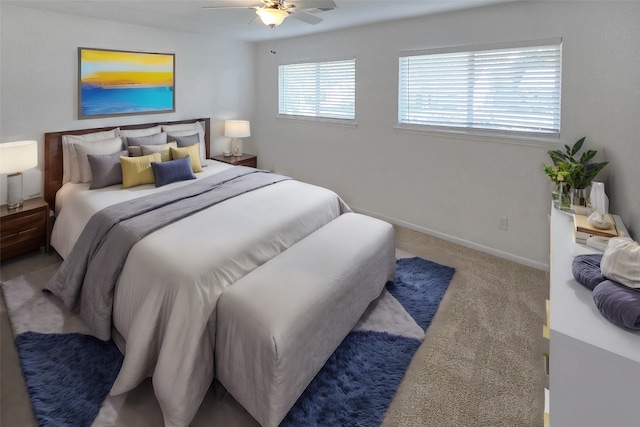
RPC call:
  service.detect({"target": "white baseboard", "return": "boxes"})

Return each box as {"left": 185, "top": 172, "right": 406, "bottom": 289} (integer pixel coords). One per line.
{"left": 350, "top": 206, "right": 548, "bottom": 271}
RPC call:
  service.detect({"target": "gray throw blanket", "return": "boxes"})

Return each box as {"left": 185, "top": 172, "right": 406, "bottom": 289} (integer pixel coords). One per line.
{"left": 592, "top": 280, "right": 640, "bottom": 330}
{"left": 572, "top": 254, "right": 606, "bottom": 290}
{"left": 572, "top": 253, "right": 640, "bottom": 330}
{"left": 45, "top": 167, "right": 290, "bottom": 340}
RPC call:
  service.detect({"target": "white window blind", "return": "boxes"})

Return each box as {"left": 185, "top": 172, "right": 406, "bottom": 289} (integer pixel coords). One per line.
{"left": 279, "top": 58, "right": 355, "bottom": 120}
{"left": 398, "top": 41, "right": 562, "bottom": 136}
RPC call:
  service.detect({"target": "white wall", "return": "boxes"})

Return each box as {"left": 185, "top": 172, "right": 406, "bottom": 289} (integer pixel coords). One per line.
{"left": 1, "top": 2, "right": 637, "bottom": 269}
{"left": 0, "top": 4, "right": 255, "bottom": 202}
{"left": 253, "top": 1, "right": 640, "bottom": 269}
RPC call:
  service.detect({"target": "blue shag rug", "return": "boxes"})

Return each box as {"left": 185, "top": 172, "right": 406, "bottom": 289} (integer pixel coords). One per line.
{"left": 387, "top": 257, "right": 456, "bottom": 330}
{"left": 283, "top": 256, "right": 454, "bottom": 426}
{"left": 14, "top": 257, "right": 453, "bottom": 427}
{"left": 14, "top": 332, "right": 123, "bottom": 427}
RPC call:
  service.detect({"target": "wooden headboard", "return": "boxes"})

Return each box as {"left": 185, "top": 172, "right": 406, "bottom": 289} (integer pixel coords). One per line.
{"left": 44, "top": 118, "right": 211, "bottom": 213}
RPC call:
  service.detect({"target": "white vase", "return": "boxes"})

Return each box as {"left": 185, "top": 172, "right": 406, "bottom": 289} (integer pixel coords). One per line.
{"left": 590, "top": 181, "right": 609, "bottom": 214}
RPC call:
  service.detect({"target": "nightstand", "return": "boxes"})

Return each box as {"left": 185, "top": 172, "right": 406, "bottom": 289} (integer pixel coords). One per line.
{"left": 1, "top": 198, "right": 50, "bottom": 261}
{"left": 210, "top": 154, "right": 257, "bottom": 168}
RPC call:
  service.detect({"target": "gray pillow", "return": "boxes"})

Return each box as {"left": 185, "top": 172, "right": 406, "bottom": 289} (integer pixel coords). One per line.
{"left": 168, "top": 133, "right": 200, "bottom": 148}
{"left": 87, "top": 150, "right": 129, "bottom": 189}
{"left": 127, "top": 132, "right": 168, "bottom": 147}
{"left": 118, "top": 125, "right": 162, "bottom": 146}
{"left": 127, "top": 132, "right": 168, "bottom": 156}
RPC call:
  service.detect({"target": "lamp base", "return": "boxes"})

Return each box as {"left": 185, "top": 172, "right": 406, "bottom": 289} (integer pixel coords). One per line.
{"left": 231, "top": 138, "right": 243, "bottom": 157}
{"left": 6, "top": 172, "right": 24, "bottom": 210}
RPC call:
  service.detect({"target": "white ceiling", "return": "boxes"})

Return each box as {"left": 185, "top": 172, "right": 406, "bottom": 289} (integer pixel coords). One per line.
{"left": 3, "top": 0, "right": 512, "bottom": 42}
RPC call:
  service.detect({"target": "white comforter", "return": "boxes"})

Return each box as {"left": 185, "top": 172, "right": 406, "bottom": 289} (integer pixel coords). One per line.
{"left": 50, "top": 160, "right": 348, "bottom": 427}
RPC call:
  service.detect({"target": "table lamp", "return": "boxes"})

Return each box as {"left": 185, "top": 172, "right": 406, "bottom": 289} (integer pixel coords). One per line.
{"left": 0, "top": 140, "right": 38, "bottom": 209}
{"left": 224, "top": 120, "right": 251, "bottom": 157}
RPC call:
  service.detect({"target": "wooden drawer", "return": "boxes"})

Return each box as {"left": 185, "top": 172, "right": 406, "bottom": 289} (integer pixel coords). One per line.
{"left": 0, "top": 199, "right": 49, "bottom": 260}
{"left": 1, "top": 226, "right": 46, "bottom": 259}
{"left": 1, "top": 209, "right": 46, "bottom": 237}
{"left": 235, "top": 158, "right": 257, "bottom": 168}
{"left": 210, "top": 154, "right": 257, "bottom": 168}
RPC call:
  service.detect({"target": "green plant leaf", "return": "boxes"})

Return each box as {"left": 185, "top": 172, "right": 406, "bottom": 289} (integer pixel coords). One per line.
{"left": 571, "top": 137, "right": 585, "bottom": 156}
{"left": 585, "top": 161, "right": 608, "bottom": 175}
{"left": 548, "top": 150, "right": 569, "bottom": 166}
{"left": 580, "top": 150, "right": 597, "bottom": 164}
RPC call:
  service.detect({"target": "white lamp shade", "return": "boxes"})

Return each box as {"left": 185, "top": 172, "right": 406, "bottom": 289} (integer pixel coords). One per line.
{"left": 256, "top": 7, "right": 288, "bottom": 27}
{"left": 0, "top": 140, "right": 38, "bottom": 174}
{"left": 224, "top": 120, "right": 251, "bottom": 138}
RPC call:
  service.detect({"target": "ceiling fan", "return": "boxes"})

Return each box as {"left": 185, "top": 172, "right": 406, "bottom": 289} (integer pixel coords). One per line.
{"left": 203, "top": 0, "right": 337, "bottom": 28}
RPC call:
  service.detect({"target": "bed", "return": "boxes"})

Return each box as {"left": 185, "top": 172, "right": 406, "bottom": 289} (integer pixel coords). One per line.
{"left": 43, "top": 118, "right": 352, "bottom": 427}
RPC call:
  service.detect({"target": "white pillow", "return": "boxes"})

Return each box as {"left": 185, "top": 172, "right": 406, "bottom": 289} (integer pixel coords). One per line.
{"left": 161, "top": 121, "right": 204, "bottom": 135}
{"left": 62, "top": 128, "right": 119, "bottom": 184}
{"left": 74, "top": 137, "right": 124, "bottom": 183}
{"left": 118, "top": 125, "right": 162, "bottom": 146}
{"left": 601, "top": 237, "right": 640, "bottom": 289}
{"left": 162, "top": 121, "right": 206, "bottom": 161}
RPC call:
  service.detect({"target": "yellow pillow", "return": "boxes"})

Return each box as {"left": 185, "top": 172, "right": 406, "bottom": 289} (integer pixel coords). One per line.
{"left": 120, "top": 152, "right": 162, "bottom": 188}
{"left": 170, "top": 144, "right": 203, "bottom": 173}
{"left": 141, "top": 142, "right": 177, "bottom": 162}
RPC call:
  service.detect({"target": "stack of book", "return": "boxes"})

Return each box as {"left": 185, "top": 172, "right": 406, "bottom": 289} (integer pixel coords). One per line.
{"left": 573, "top": 213, "right": 619, "bottom": 244}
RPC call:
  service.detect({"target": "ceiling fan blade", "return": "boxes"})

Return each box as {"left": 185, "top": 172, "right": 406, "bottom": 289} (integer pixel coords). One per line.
{"left": 289, "top": 10, "right": 323, "bottom": 25}
{"left": 286, "top": 0, "right": 336, "bottom": 10}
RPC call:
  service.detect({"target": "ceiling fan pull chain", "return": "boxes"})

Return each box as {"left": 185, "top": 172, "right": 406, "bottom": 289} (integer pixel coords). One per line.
{"left": 270, "top": 26, "right": 277, "bottom": 54}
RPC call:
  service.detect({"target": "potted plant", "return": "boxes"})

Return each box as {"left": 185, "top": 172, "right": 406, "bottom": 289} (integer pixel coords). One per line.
{"left": 542, "top": 137, "right": 608, "bottom": 209}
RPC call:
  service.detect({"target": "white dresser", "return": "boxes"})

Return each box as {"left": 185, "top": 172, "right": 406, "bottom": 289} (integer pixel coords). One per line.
{"left": 548, "top": 208, "right": 640, "bottom": 426}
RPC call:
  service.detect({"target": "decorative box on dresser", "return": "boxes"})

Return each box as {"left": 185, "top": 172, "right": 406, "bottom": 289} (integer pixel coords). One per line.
{"left": 548, "top": 207, "right": 640, "bottom": 427}
{"left": 210, "top": 154, "right": 257, "bottom": 168}
{"left": 1, "top": 198, "right": 50, "bottom": 261}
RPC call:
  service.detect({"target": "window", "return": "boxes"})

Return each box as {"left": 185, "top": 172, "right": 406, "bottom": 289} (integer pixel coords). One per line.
{"left": 278, "top": 58, "right": 355, "bottom": 121}
{"left": 398, "top": 40, "right": 562, "bottom": 137}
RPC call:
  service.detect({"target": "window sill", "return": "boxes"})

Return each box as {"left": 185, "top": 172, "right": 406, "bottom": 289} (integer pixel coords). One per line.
{"left": 277, "top": 115, "right": 357, "bottom": 128}
{"left": 394, "top": 124, "right": 560, "bottom": 148}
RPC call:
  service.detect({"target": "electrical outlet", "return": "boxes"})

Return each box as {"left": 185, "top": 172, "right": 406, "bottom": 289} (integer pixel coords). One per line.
{"left": 498, "top": 217, "right": 508, "bottom": 230}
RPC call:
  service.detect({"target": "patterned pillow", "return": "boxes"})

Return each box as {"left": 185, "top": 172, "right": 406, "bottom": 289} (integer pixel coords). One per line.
{"left": 170, "top": 144, "right": 203, "bottom": 173}
{"left": 120, "top": 152, "right": 162, "bottom": 188}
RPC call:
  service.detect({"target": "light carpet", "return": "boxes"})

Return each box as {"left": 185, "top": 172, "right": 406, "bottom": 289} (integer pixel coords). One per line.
{"left": 2, "top": 255, "right": 453, "bottom": 426}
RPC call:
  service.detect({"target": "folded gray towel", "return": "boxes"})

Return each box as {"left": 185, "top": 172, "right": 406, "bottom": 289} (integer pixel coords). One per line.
{"left": 592, "top": 280, "right": 640, "bottom": 330}
{"left": 572, "top": 254, "right": 606, "bottom": 290}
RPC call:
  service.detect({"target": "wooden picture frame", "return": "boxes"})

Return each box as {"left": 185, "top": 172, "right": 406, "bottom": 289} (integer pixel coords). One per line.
{"left": 78, "top": 47, "right": 175, "bottom": 119}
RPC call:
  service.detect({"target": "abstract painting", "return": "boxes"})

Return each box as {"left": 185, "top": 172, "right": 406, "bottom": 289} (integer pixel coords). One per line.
{"left": 78, "top": 48, "right": 175, "bottom": 119}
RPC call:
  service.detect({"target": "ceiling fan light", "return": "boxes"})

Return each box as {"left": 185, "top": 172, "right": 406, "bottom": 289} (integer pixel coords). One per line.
{"left": 256, "top": 7, "right": 288, "bottom": 27}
